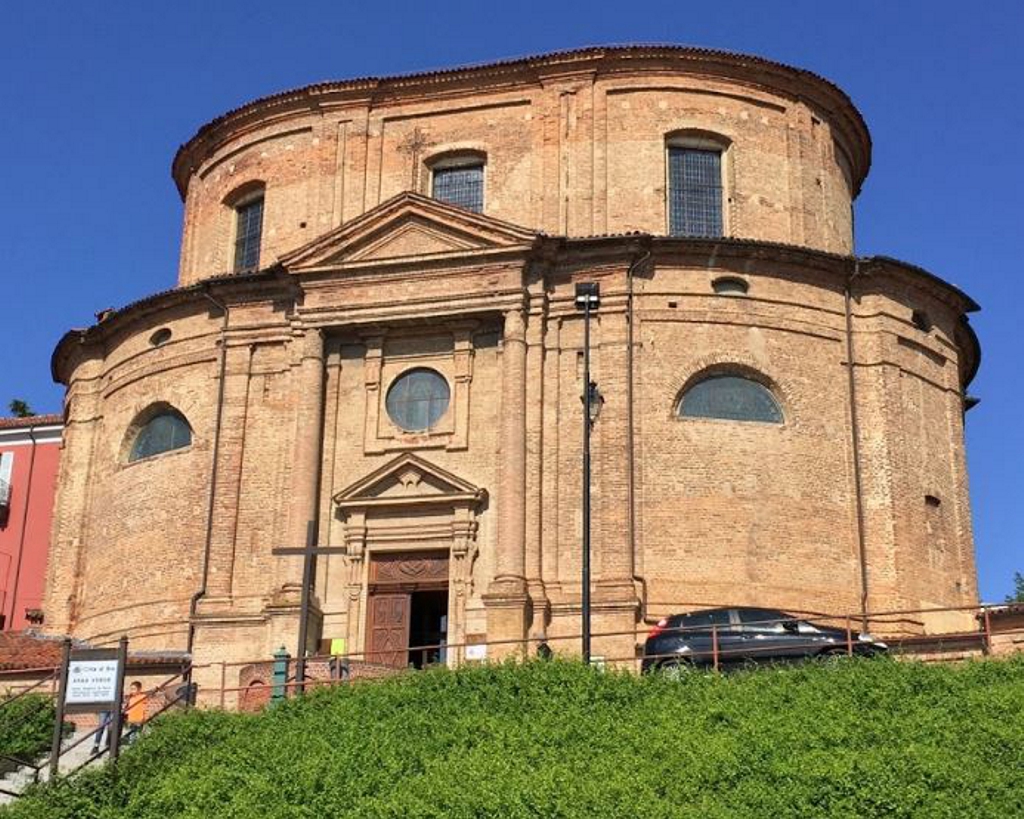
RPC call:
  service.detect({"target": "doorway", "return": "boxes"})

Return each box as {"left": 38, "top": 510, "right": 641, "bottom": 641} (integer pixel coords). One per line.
{"left": 408, "top": 590, "right": 448, "bottom": 668}
{"left": 365, "top": 550, "right": 450, "bottom": 669}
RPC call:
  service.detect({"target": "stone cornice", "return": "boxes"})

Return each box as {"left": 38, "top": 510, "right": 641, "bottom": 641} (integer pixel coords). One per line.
{"left": 51, "top": 235, "right": 979, "bottom": 390}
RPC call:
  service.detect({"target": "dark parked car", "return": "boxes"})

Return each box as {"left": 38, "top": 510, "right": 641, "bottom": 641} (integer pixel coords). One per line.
{"left": 641, "top": 607, "right": 887, "bottom": 673}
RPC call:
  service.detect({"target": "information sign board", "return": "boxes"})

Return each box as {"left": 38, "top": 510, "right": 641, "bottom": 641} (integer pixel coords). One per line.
{"left": 63, "top": 648, "right": 121, "bottom": 712}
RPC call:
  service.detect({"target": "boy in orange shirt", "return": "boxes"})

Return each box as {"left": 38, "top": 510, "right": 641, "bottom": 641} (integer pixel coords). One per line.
{"left": 124, "top": 681, "right": 147, "bottom": 743}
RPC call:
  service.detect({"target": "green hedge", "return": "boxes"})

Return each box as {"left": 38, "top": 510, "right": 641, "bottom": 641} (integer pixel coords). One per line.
{"left": 5, "top": 657, "right": 1023, "bottom": 818}
{"left": 0, "top": 693, "right": 55, "bottom": 767}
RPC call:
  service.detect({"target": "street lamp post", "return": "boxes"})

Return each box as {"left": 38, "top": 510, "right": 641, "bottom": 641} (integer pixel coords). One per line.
{"left": 574, "top": 282, "right": 601, "bottom": 664}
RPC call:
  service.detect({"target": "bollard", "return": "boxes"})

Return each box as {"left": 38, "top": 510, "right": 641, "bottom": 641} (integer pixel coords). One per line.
{"left": 272, "top": 647, "right": 290, "bottom": 703}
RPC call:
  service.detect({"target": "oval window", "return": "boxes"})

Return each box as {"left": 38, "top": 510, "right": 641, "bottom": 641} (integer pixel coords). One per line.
{"left": 150, "top": 328, "right": 172, "bottom": 346}
{"left": 385, "top": 368, "right": 451, "bottom": 431}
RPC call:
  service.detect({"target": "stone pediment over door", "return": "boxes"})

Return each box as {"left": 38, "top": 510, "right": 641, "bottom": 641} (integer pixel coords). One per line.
{"left": 280, "top": 191, "right": 539, "bottom": 272}
{"left": 332, "top": 453, "right": 488, "bottom": 564}
{"left": 333, "top": 452, "right": 487, "bottom": 512}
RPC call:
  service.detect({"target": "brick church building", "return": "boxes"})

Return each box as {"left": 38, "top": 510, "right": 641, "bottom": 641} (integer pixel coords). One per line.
{"left": 43, "top": 47, "right": 980, "bottom": 682}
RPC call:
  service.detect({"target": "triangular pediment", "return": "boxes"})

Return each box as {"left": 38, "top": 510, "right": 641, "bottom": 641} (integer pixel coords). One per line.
{"left": 333, "top": 453, "right": 486, "bottom": 509}
{"left": 281, "top": 191, "right": 539, "bottom": 270}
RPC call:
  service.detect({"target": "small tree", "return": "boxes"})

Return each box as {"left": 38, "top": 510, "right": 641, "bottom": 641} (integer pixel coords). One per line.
{"left": 8, "top": 399, "right": 34, "bottom": 418}
{"left": 1006, "top": 571, "right": 1024, "bottom": 604}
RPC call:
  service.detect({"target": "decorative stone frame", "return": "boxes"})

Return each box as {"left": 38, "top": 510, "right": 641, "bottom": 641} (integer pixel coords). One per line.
{"left": 332, "top": 453, "right": 487, "bottom": 664}
{"left": 361, "top": 324, "right": 476, "bottom": 454}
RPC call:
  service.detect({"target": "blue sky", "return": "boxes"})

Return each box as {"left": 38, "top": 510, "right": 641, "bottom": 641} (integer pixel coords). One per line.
{"left": 1, "top": 2, "right": 1021, "bottom": 601}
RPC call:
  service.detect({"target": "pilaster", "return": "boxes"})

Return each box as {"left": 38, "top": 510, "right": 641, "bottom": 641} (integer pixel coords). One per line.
{"left": 484, "top": 307, "right": 530, "bottom": 654}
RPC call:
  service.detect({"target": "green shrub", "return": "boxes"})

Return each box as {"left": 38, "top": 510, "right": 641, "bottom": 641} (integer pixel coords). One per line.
{"left": 0, "top": 693, "right": 55, "bottom": 766}
{"left": 4, "top": 657, "right": 1023, "bottom": 818}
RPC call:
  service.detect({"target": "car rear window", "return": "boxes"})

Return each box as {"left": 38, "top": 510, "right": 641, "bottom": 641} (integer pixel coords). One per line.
{"left": 679, "top": 610, "right": 732, "bottom": 629}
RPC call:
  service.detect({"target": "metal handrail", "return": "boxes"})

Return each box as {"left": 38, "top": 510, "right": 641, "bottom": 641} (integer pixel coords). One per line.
{"left": 0, "top": 669, "right": 58, "bottom": 711}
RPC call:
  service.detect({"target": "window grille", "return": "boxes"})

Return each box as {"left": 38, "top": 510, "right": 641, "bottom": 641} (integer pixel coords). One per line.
{"left": 234, "top": 197, "right": 264, "bottom": 271}
{"left": 679, "top": 375, "right": 782, "bottom": 423}
{"left": 668, "top": 148, "right": 723, "bottom": 237}
{"left": 385, "top": 369, "right": 451, "bottom": 431}
{"left": 432, "top": 165, "right": 484, "bottom": 213}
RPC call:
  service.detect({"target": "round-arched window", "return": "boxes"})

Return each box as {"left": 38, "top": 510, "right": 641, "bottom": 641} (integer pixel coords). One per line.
{"left": 129, "top": 410, "right": 192, "bottom": 461}
{"left": 678, "top": 375, "right": 783, "bottom": 424}
{"left": 385, "top": 368, "right": 451, "bottom": 431}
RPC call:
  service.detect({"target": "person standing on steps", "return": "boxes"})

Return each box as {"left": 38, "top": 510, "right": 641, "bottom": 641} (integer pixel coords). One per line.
{"left": 90, "top": 709, "right": 112, "bottom": 754}
{"left": 123, "top": 681, "right": 147, "bottom": 744}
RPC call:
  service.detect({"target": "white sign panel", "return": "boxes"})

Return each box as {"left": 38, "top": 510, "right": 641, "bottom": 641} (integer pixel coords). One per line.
{"left": 465, "top": 644, "right": 487, "bottom": 661}
{"left": 65, "top": 659, "right": 120, "bottom": 705}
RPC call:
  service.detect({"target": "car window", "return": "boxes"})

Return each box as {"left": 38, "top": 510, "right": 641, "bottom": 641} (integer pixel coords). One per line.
{"left": 737, "top": 609, "right": 787, "bottom": 633}
{"left": 680, "top": 610, "right": 732, "bottom": 630}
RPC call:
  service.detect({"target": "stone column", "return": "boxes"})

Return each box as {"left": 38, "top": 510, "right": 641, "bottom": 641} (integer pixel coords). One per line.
{"left": 592, "top": 307, "right": 639, "bottom": 665}
{"left": 274, "top": 328, "right": 326, "bottom": 600}
{"left": 484, "top": 308, "right": 530, "bottom": 655}
{"left": 206, "top": 343, "right": 256, "bottom": 601}
{"left": 524, "top": 308, "right": 548, "bottom": 637}
{"left": 595, "top": 311, "right": 635, "bottom": 587}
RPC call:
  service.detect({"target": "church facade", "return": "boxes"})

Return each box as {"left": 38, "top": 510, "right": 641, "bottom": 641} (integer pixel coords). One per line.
{"left": 44, "top": 47, "right": 980, "bottom": 677}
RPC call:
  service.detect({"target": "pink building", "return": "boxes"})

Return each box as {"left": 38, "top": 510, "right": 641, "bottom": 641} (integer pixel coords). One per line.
{"left": 0, "top": 414, "right": 61, "bottom": 631}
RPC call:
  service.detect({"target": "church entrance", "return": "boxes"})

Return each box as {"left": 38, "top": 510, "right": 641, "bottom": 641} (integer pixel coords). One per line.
{"left": 365, "top": 550, "right": 449, "bottom": 669}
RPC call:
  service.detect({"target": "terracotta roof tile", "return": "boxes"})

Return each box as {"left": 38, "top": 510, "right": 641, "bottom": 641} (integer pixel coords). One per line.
{"left": 0, "top": 631, "right": 66, "bottom": 671}
{"left": 0, "top": 414, "right": 62, "bottom": 430}
{"left": 0, "top": 632, "right": 189, "bottom": 672}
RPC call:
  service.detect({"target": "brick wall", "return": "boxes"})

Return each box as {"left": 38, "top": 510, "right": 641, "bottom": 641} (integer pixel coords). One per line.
{"left": 44, "top": 48, "right": 979, "bottom": 666}
{"left": 175, "top": 48, "right": 865, "bottom": 284}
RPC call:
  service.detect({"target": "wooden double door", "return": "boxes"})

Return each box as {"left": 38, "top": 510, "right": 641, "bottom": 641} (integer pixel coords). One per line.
{"left": 366, "top": 550, "right": 449, "bottom": 669}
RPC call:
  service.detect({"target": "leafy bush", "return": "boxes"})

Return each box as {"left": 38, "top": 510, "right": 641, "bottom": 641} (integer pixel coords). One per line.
{"left": 5, "top": 657, "right": 1023, "bottom": 818}
{"left": 0, "top": 693, "right": 55, "bottom": 766}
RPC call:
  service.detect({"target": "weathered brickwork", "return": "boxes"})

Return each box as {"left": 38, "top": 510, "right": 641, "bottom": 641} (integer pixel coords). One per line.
{"left": 173, "top": 47, "right": 867, "bottom": 285}
{"left": 44, "top": 47, "right": 980, "bottom": 680}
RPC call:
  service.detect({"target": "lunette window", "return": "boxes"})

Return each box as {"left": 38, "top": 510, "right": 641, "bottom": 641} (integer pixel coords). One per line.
{"left": 678, "top": 374, "right": 782, "bottom": 423}
{"left": 129, "top": 411, "right": 192, "bottom": 462}
{"left": 432, "top": 163, "right": 484, "bottom": 213}
{"left": 668, "top": 147, "right": 723, "bottom": 237}
{"left": 234, "top": 196, "right": 264, "bottom": 271}
{"left": 385, "top": 368, "right": 451, "bottom": 432}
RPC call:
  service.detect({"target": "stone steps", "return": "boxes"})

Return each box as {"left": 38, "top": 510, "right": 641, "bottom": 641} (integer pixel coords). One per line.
{"left": 0, "top": 727, "right": 104, "bottom": 806}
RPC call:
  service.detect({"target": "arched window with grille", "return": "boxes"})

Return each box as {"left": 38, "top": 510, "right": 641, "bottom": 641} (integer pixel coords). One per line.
{"left": 429, "top": 152, "right": 485, "bottom": 213}
{"left": 666, "top": 132, "right": 728, "bottom": 238}
{"left": 224, "top": 182, "right": 266, "bottom": 272}
{"left": 678, "top": 374, "right": 782, "bottom": 424}
{"left": 127, "top": 407, "right": 193, "bottom": 462}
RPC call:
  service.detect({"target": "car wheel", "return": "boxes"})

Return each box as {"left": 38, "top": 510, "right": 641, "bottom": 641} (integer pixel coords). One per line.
{"left": 818, "top": 648, "right": 851, "bottom": 663}
{"left": 658, "top": 659, "right": 696, "bottom": 679}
